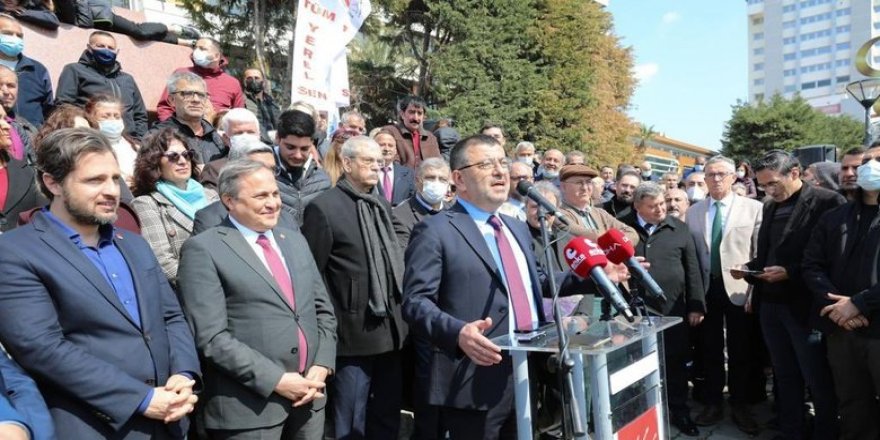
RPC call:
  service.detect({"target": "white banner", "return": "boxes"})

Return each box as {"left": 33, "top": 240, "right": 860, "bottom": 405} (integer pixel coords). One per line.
{"left": 291, "top": 0, "right": 371, "bottom": 109}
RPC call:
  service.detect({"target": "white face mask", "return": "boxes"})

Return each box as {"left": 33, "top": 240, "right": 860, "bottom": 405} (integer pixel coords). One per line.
{"left": 98, "top": 119, "right": 124, "bottom": 141}
{"left": 421, "top": 180, "right": 448, "bottom": 205}
{"left": 694, "top": 164, "right": 704, "bottom": 172}
{"left": 517, "top": 155, "right": 533, "bottom": 164}
{"left": 736, "top": 170, "right": 746, "bottom": 179}
{"left": 686, "top": 186, "right": 706, "bottom": 202}
{"left": 192, "top": 48, "right": 213, "bottom": 67}
{"left": 857, "top": 159, "right": 880, "bottom": 191}
{"left": 229, "top": 133, "right": 262, "bottom": 153}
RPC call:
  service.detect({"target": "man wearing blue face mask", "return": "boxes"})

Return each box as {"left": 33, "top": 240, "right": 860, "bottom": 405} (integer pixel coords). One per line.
{"left": 0, "top": 14, "right": 52, "bottom": 127}
{"left": 55, "top": 31, "right": 148, "bottom": 139}
{"left": 803, "top": 142, "right": 880, "bottom": 439}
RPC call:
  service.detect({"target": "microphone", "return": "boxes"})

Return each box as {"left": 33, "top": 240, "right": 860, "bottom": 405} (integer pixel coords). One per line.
{"left": 597, "top": 229, "right": 668, "bottom": 303}
{"left": 563, "top": 237, "right": 635, "bottom": 322}
{"left": 516, "top": 180, "right": 572, "bottom": 226}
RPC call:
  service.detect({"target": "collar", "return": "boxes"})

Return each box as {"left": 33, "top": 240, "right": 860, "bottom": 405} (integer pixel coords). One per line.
{"left": 415, "top": 193, "right": 441, "bottom": 213}
{"left": 562, "top": 201, "right": 591, "bottom": 215}
{"left": 456, "top": 198, "right": 494, "bottom": 224}
{"left": 172, "top": 116, "right": 214, "bottom": 135}
{"left": 42, "top": 208, "right": 115, "bottom": 247}
{"left": 709, "top": 191, "right": 735, "bottom": 207}
{"left": 228, "top": 213, "right": 276, "bottom": 243}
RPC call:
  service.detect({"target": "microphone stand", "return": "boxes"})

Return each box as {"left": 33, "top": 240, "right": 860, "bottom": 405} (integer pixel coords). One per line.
{"left": 537, "top": 207, "right": 586, "bottom": 438}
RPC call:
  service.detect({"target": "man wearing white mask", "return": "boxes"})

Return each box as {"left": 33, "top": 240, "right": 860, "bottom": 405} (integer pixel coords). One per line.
{"left": 514, "top": 141, "right": 539, "bottom": 177}
{"left": 392, "top": 157, "right": 451, "bottom": 249}
{"left": 685, "top": 171, "right": 708, "bottom": 204}
{"left": 198, "top": 108, "right": 262, "bottom": 190}
{"left": 155, "top": 37, "right": 244, "bottom": 122}
{"left": 804, "top": 143, "right": 880, "bottom": 439}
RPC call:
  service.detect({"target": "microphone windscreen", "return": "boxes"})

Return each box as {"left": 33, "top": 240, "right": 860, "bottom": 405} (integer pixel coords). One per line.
{"left": 597, "top": 228, "right": 635, "bottom": 264}
{"left": 516, "top": 179, "right": 533, "bottom": 197}
{"left": 563, "top": 237, "right": 608, "bottom": 278}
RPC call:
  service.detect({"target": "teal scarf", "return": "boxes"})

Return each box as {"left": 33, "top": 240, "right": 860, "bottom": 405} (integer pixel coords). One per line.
{"left": 156, "top": 179, "right": 209, "bottom": 219}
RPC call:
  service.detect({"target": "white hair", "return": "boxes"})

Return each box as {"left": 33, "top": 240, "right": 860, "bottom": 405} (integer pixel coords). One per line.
{"left": 219, "top": 108, "right": 261, "bottom": 134}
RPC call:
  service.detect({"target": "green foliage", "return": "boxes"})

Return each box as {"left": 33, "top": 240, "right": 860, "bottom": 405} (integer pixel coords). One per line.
{"left": 721, "top": 94, "right": 864, "bottom": 163}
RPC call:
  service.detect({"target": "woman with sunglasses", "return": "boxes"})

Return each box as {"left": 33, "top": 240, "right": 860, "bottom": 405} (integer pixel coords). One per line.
{"left": 131, "top": 128, "right": 217, "bottom": 287}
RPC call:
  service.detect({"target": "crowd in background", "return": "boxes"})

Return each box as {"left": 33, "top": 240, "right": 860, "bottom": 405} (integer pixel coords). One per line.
{"left": 0, "top": 10, "right": 878, "bottom": 440}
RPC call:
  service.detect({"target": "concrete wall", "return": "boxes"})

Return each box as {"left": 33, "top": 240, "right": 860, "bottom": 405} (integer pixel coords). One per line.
{"left": 21, "top": 7, "right": 193, "bottom": 111}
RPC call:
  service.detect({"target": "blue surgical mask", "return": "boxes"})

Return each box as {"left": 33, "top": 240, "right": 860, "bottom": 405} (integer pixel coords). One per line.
{"left": 421, "top": 180, "right": 448, "bottom": 205}
{"left": 857, "top": 159, "right": 880, "bottom": 191}
{"left": 98, "top": 119, "right": 124, "bottom": 141}
{"left": 0, "top": 34, "right": 23, "bottom": 58}
{"left": 694, "top": 164, "right": 704, "bottom": 172}
{"left": 91, "top": 47, "right": 117, "bottom": 65}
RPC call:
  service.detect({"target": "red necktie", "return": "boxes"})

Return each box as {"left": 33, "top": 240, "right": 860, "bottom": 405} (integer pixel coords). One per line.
{"left": 383, "top": 167, "right": 393, "bottom": 202}
{"left": 487, "top": 216, "right": 534, "bottom": 331}
{"left": 411, "top": 131, "right": 421, "bottom": 161}
{"left": 256, "top": 234, "right": 308, "bottom": 373}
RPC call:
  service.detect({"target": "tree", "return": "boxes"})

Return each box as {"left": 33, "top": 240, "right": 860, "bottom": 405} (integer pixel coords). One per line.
{"left": 721, "top": 93, "right": 864, "bottom": 162}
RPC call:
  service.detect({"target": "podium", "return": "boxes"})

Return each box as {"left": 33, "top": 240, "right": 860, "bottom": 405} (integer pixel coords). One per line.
{"left": 492, "top": 316, "right": 682, "bottom": 439}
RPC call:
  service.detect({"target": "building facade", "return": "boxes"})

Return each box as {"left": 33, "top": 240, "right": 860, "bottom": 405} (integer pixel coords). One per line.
{"left": 747, "top": 0, "right": 879, "bottom": 118}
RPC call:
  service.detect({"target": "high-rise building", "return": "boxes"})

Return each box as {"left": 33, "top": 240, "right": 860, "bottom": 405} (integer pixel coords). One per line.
{"left": 747, "top": 0, "right": 879, "bottom": 118}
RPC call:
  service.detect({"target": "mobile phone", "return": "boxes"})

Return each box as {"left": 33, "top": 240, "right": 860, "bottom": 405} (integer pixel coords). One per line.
{"left": 515, "top": 330, "right": 546, "bottom": 343}
{"left": 730, "top": 268, "right": 765, "bottom": 275}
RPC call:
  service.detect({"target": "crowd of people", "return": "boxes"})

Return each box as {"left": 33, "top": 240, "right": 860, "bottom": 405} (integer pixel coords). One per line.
{"left": 0, "top": 11, "right": 879, "bottom": 440}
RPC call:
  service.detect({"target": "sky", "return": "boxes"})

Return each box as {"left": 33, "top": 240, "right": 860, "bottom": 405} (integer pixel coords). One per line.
{"left": 607, "top": 0, "right": 748, "bottom": 152}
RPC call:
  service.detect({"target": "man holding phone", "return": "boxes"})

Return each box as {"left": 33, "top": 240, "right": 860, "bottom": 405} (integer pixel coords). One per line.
{"left": 733, "top": 151, "right": 845, "bottom": 440}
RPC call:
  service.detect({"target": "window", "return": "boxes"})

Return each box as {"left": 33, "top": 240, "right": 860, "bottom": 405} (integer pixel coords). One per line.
{"left": 836, "top": 75, "right": 850, "bottom": 83}
{"left": 754, "top": 78, "right": 765, "bottom": 86}
{"left": 784, "top": 68, "right": 797, "bottom": 77}
{"left": 817, "top": 45, "right": 832, "bottom": 55}
{"left": 784, "top": 53, "right": 797, "bottom": 61}
{"left": 784, "top": 36, "right": 797, "bottom": 45}
{"left": 817, "top": 78, "right": 832, "bottom": 87}
{"left": 836, "top": 59, "right": 849, "bottom": 67}
{"left": 802, "top": 82, "right": 816, "bottom": 90}
{"left": 754, "top": 63, "right": 765, "bottom": 71}
{"left": 754, "top": 32, "right": 764, "bottom": 41}
{"left": 837, "top": 42, "right": 851, "bottom": 51}
{"left": 783, "top": 19, "right": 797, "bottom": 29}
{"left": 784, "top": 84, "right": 798, "bottom": 93}
{"left": 835, "top": 8, "right": 851, "bottom": 16}
{"left": 783, "top": 4, "right": 797, "bottom": 12}
{"left": 753, "top": 47, "right": 765, "bottom": 56}
{"left": 836, "top": 25, "right": 851, "bottom": 33}
{"left": 753, "top": 17, "right": 764, "bottom": 25}
{"left": 801, "top": 48, "right": 817, "bottom": 57}
{"left": 754, "top": 93, "right": 765, "bottom": 101}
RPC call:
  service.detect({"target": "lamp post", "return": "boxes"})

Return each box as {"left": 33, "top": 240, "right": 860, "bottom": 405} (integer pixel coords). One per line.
{"left": 846, "top": 78, "right": 880, "bottom": 145}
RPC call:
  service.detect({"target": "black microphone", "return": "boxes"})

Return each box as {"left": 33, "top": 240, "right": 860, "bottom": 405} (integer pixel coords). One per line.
{"left": 516, "top": 180, "right": 572, "bottom": 226}
{"left": 598, "top": 229, "right": 668, "bottom": 303}
{"left": 563, "top": 237, "right": 635, "bottom": 322}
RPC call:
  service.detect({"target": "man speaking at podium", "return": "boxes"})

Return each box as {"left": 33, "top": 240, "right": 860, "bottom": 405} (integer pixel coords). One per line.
{"left": 402, "top": 135, "right": 622, "bottom": 439}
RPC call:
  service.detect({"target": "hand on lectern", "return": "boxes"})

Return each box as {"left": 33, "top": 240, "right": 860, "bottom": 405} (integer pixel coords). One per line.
{"left": 458, "top": 317, "right": 503, "bottom": 366}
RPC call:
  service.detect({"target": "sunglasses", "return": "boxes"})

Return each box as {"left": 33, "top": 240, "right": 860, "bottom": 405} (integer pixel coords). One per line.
{"left": 162, "top": 149, "right": 196, "bottom": 162}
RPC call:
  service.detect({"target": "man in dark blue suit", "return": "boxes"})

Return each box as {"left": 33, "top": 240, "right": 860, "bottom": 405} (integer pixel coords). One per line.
{"left": 0, "top": 353, "right": 54, "bottom": 440}
{"left": 0, "top": 128, "right": 201, "bottom": 439}
{"left": 402, "top": 135, "right": 608, "bottom": 439}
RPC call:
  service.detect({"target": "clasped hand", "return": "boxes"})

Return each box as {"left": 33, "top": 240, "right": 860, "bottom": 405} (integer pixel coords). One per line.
{"left": 274, "top": 366, "right": 329, "bottom": 407}
{"left": 144, "top": 374, "right": 198, "bottom": 423}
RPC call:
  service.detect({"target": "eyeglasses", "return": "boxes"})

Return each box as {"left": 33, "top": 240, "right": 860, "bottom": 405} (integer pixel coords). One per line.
{"left": 705, "top": 172, "right": 732, "bottom": 180}
{"left": 173, "top": 90, "right": 208, "bottom": 101}
{"left": 162, "top": 149, "right": 196, "bottom": 162}
{"left": 456, "top": 158, "right": 510, "bottom": 172}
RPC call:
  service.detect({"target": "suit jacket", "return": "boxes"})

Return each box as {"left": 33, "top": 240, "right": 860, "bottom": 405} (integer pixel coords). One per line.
{"left": 686, "top": 193, "right": 763, "bottom": 306}
{"left": 301, "top": 186, "right": 408, "bottom": 357}
{"left": 378, "top": 163, "right": 416, "bottom": 206}
{"left": 0, "top": 158, "right": 44, "bottom": 232}
{"left": 193, "top": 200, "right": 299, "bottom": 235}
{"left": 381, "top": 123, "right": 441, "bottom": 170}
{"left": 0, "top": 212, "right": 201, "bottom": 439}
{"left": 131, "top": 190, "right": 218, "bottom": 284}
{"left": 0, "top": 354, "right": 54, "bottom": 440}
{"left": 392, "top": 196, "right": 438, "bottom": 249}
{"left": 621, "top": 213, "right": 705, "bottom": 316}
{"left": 401, "top": 203, "right": 590, "bottom": 410}
{"left": 177, "top": 219, "right": 336, "bottom": 431}
{"left": 745, "top": 183, "right": 845, "bottom": 322}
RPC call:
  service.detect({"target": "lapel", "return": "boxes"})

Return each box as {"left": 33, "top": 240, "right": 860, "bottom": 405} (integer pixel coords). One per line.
{"left": 218, "top": 220, "right": 295, "bottom": 314}
{"left": 275, "top": 228, "right": 303, "bottom": 313}
{"left": 152, "top": 192, "right": 194, "bottom": 232}
{"left": 778, "top": 184, "right": 812, "bottom": 244}
{"left": 33, "top": 213, "right": 141, "bottom": 330}
{"left": 2, "top": 159, "right": 31, "bottom": 215}
{"left": 447, "top": 205, "right": 504, "bottom": 286}
{"left": 692, "top": 199, "right": 711, "bottom": 249}
{"left": 391, "top": 164, "right": 405, "bottom": 201}
{"left": 113, "top": 232, "right": 150, "bottom": 333}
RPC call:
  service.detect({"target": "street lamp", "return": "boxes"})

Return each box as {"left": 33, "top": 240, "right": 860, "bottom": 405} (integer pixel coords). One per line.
{"left": 846, "top": 78, "right": 880, "bottom": 145}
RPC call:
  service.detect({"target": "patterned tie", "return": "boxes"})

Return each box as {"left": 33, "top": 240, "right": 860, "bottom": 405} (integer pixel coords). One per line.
{"left": 487, "top": 215, "right": 534, "bottom": 331}
{"left": 710, "top": 201, "right": 723, "bottom": 277}
{"left": 256, "top": 234, "right": 308, "bottom": 373}
{"left": 382, "top": 167, "right": 393, "bottom": 202}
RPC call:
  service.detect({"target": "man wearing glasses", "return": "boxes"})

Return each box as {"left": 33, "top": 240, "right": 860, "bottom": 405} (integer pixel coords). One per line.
{"left": 804, "top": 143, "right": 880, "bottom": 438}
{"left": 685, "top": 155, "right": 764, "bottom": 435}
{"left": 150, "top": 72, "right": 225, "bottom": 163}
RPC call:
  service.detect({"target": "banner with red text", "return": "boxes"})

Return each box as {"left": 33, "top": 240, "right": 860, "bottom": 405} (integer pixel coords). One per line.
{"left": 291, "top": 0, "right": 371, "bottom": 109}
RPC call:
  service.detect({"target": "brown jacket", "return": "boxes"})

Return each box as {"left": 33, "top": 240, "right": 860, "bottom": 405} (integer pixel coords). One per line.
{"left": 558, "top": 203, "right": 640, "bottom": 245}
{"left": 382, "top": 122, "right": 441, "bottom": 169}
